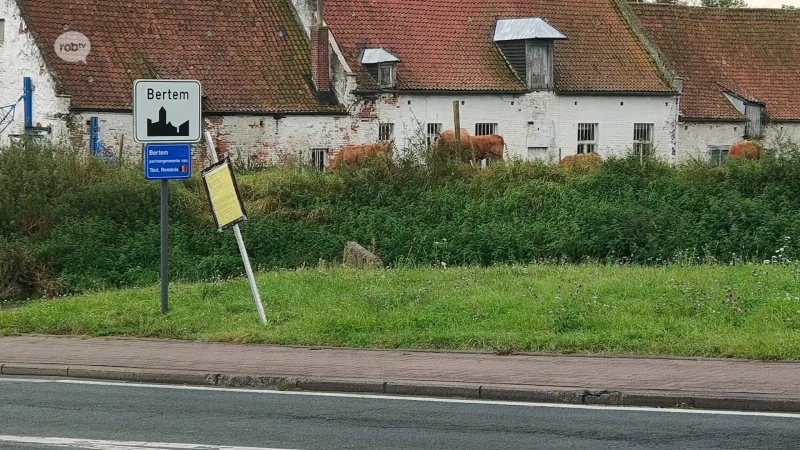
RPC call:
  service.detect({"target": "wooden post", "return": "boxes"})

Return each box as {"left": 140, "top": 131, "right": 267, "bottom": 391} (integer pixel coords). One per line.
{"left": 118, "top": 134, "right": 125, "bottom": 165}
{"left": 453, "top": 100, "right": 465, "bottom": 162}
{"left": 453, "top": 101, "right": 460, "bottom": 148}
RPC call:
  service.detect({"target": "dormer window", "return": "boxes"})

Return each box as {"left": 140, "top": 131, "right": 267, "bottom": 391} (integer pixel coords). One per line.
{"left": 723, "top": 91, "right": 765, "bottom": 139}
{"left": 493, "top": 18, "right": 567, "bottom": 90}
{"left": 360, "top": 48, "right": 400, "bottom": 89}
{"left": 378, "top": 64, "right": 396, "bottom": 88}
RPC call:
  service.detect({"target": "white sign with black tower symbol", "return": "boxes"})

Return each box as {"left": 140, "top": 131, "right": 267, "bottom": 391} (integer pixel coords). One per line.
{"left": 133, "top": 79, "right": 202, "bottom": 143}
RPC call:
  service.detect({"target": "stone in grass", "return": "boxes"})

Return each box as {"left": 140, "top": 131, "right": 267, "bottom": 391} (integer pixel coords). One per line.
{"left": 343, "top": 241, "right": 384, "bottom": 269}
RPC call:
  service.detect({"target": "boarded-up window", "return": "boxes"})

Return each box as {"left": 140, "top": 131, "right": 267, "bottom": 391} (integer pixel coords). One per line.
{"left": 745, "top": 103, "right": 763, "bottom": 139}
{"left": 528, "top": 147, "right": 548, "bottom": 161}
{"left": 427, "top": 123, "right": 442, "bottom": 147}
{"left": 526, "top": 42, "right": 551, "bottom": 89}
{"left": 577, "top": 123, "right": 598, "bottom": 154}
{"left": 311, "top": 148, "right": 328, "bottom": 171}
{"left": 379, "top": 123, "right": 394, "bottom": 142}
{"left": 475, "top": 123, "right": 497, "bottom": 136}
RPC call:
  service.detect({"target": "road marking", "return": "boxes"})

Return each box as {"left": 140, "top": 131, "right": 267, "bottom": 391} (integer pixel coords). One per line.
{"left": 0, "top": 435, "right": 299, "bottom": 450}
{"left": 2, "top": 377, "right": 799, "bottom": 419}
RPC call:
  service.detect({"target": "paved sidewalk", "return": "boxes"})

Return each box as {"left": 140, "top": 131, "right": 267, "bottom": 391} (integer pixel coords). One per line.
{"left": 1, "top": 335, "right": 799, "bottom": 411}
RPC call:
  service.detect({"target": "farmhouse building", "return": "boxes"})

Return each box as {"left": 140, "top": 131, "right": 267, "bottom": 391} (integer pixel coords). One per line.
{"left": 631, "top": 3, "right": 800, "bottom": 163}
{"left": 0, "top": 0, "right": 356, "bottom": 167}
{"left": 293, "top": 0, "right": 682, "bottom": 163}
{"left": 2, "top": 0, "right": 796, "bottom": 167}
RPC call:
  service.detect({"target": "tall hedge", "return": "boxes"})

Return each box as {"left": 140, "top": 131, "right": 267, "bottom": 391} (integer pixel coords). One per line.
{"left": 2, "top": 140, "right": 800, "bottom": 300}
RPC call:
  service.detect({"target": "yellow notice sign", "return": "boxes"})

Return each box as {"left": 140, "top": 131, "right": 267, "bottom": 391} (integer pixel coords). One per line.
{"left": 201, "top": 157, "right": 247, "bottom": 231}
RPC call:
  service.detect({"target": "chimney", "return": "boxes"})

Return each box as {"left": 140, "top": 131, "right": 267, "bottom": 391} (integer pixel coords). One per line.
{"left": 673, "top": 76, "right": 684, "bottom": 94}
{"left": 310, "top": 0, "right": 330, "bottom": 92}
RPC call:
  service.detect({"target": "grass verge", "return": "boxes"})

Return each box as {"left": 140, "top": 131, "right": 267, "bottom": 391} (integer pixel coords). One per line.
{"left": 1, "top": 263, "right": 799, "bottom": 360}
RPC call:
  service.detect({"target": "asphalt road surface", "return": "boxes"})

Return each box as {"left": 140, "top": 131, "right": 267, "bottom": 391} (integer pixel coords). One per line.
{"left": 1, "top": 377, "right": 799, "bottom": 450}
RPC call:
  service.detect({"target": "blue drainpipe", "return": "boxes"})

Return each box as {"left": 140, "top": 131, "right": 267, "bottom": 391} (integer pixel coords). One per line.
{"left": 89, "top": 117, "right": 99, "bottom": 155}
{"left": 23, "top": 77, "right": 33, "bottom": 129}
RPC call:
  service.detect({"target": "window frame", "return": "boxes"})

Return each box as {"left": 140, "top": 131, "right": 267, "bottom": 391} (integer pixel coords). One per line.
{"left": 633, "top": 123, "right": 654, "bottom": 158}
{"left": 311, "top": 147, "right": 329, "bottom": 172}
{"left": 475, "top": 123, "right": 498, "bottom": 136}
{"left": 427, "top": 122, "right": 442, "bottom": 147}
{"left": 377, "top": 63, "right": 396, "bottom": 88}
{"left": 577, "top": 123, "right": 598, "bottom": 154}
{"left": 378, "top": 123, "right": 395, "bottom": 142}
{"left": 709, "top": 145, "right": 729, "bottom": 167}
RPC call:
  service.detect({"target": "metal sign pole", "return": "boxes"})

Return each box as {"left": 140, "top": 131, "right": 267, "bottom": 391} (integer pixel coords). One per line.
{"left": 134, "top": 78, "right": 201, "bottom": 316}
{"left": 234, "top": 222, "right": 267, "bottom": 325}
{"left": 204, "top": 131, "right": 267, "bottom": 325}
{"left": 160, "top": 179, "right": 169, "bottom": 314}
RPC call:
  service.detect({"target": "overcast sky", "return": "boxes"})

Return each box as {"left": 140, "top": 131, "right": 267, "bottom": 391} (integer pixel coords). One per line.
{"left": 746, "top": 0, "right": 799, "bottom": 7}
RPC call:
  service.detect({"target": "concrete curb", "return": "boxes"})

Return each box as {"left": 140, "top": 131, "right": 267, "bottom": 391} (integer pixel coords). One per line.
{"left": 2, "top": 362, "right": 798, "bottom": 413}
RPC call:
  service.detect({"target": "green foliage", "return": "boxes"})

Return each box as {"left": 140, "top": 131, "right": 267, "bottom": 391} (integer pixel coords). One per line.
{"left": 3, "top": 138, "right": 800, "bottom": 300}
{"left": 3, "top": 264, "right": 800, "bottom": 359}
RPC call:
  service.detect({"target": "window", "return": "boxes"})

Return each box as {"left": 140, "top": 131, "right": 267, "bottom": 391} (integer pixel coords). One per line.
{"left": 528, "top": 147, "right": 548, "bottom": 161}
{"left": 577, "top": 123, "right": 598, "bottom": 154}
{"left": 378, "top": 123, "right": 394, "bottom": 142}
{"left": 378, "top": 63, "right": 396, "bottom": 88}
{"left": 427, "top": 123, "right": 442, "bottom": 147}
{"left": 475, "top": 123, "right": 497, "bottom": 136}
{"left": 709, "top": 145, "right": 729, "bottom": 167}
{"left": 0, "top": 19, "right": 4, "bottom": 45}
{"left": 633, "top": 123, "right": 654, "bottom": 157}
{"left": 311, "top": 148, "right": 328, "bottom": 172}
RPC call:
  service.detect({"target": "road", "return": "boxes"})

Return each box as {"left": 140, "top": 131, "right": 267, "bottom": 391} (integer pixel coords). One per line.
{"left": 1, "top": 377, "right": 799, "bottom": 450}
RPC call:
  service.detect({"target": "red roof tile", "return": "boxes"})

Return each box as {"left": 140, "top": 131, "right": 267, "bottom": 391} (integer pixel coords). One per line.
{"left": 323, "top": 0, "right": 674, "bottom": 93}
{"left": 632, "top": 4, "right": 800, "bottom": 121}
{"left": 17, "top": 0, "right": 344, "bottom": 113}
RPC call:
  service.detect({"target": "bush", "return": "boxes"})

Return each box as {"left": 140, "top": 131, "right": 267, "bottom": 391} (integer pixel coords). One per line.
{"left": 3, "top": 138, "right": 800, "bottom": 300}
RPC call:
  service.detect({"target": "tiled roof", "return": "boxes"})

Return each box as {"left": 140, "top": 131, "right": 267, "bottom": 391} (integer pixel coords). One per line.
{"left": 323, "top": 0, "right": 675, "bottom": 93}
{"left": 632, "top": 4, "right": 800, "bottom": 121}
{"left": 17, "top": 0, "right": 344, "bottom": 113}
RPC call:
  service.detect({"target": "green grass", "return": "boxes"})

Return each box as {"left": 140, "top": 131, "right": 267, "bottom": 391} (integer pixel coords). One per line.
{"left": 2, "top": 263, "right": 799, "bottom": 360}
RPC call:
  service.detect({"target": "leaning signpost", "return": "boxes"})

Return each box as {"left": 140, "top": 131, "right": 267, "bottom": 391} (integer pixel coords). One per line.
{"left": 203, "top": 131, "right": 267, "bottom": 324}
{"left": 132, "top": 79, "right": 266, "bottom": 324}
{"left": 133, "top": 79, "right": 202, "bottom": 314}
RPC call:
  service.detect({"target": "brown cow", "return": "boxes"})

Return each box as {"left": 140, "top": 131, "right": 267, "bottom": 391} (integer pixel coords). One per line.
{"left": 470, "top": 134, "right": 505, "bottom": 161}
{"left": 729, "top": 140, "right": 763, "bottom": 160}
{"left": 327, "top": 141, "right": 392, "bottom": 171}
{"left": 434, "top": 128, "right": 474, "bottom": 161}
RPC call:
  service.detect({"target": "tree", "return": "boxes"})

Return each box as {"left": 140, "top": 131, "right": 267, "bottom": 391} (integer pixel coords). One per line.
{"left": 699, "top": 0, "right": 747, "bottom": 7}
{"left": 628, "top": 0, "right": 748, "bottom": 6}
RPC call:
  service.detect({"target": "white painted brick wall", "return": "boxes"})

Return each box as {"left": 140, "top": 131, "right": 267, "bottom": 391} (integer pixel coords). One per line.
{"left": 202, "top": 114, "right": 361, "bottom": 165}
{"left": 556, "top": 95, "right": 678, "bottom": 162}
{"left": 677, "top": 122, "right": 744, "bottom": 163}
{"left": 67, "top": 111, "right": 363, "bottom": 166}
{"left": 0, "top": 0, "right": 71, "bottom": 146}
{"left": 763, "top": 123, "right": 800, "bottom": 148}
{"left": 289, "top": 0, "right": 317, "bottom": 37}
{"left": 367, "top": 92, "right": 679, "bottom": 163}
